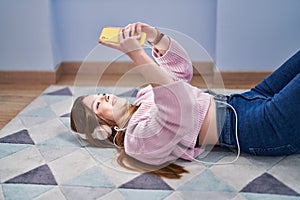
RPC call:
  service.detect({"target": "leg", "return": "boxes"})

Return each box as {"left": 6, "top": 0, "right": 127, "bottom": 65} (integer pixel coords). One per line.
{"left": 265, "top": 73, "right": 300, "bottom": 139}
{"left": 231, "top": 72, "right": 300, "bottom": 156}
{"left": 245, "top": 74, "right": 300, "bottom": 155}
{"left": 254, "top": 50, "right": 300, "bottom": 97}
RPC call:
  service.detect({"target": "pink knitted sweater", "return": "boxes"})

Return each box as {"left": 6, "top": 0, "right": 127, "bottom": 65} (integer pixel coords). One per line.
{"left": 124, "top": 38, "right": 211, "bottom": 165}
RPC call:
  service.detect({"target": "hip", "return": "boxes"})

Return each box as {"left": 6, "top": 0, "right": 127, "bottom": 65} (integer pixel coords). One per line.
{"left": 219, "top": 92, "right": 300, "bottom": 156}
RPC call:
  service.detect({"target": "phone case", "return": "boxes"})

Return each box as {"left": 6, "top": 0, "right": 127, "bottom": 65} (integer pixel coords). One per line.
{"left": 99, "top": 27, "right": 146, "bottom": 46}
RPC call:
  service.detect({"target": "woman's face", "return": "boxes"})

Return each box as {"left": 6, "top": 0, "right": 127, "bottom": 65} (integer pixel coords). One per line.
{"left": 82, "top": 93, "right": 129, "bottom": 123}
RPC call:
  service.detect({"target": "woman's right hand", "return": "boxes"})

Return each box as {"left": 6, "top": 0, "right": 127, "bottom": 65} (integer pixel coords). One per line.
{"left": 99, "top": 22, "right": 158, "bottom": 54}
{"left": 100, "top": 25, "right": 144, "bottom": 56}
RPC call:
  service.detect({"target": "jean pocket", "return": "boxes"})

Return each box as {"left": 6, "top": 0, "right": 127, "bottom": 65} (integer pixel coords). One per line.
{"left": 249, "top": 144, "right": 297, "bottom": 156}
{"left": 231, "top": 91, "right": 268, "bottom": 101}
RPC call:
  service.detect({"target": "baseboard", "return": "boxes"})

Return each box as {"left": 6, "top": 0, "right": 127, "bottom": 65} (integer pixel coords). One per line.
{"left": 0, "top": 61, "right": 214, "bottom": 84}
{"left": 0, "top": 66, "right": 63, "bottom": 84}
{"left": 0, "top": 61, "right": 271, "bottom": 86}
{"left": 220, "top": 71, "right": 271, "bottom": 84}
{"left": 60, "top": 61, "right": 215, "bottom": 75}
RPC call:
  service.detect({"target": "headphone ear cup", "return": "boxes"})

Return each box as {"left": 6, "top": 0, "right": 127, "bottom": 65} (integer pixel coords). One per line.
{"left": 101, "top": 125, "right": 112, "bottom": 135}
{"left": 92, "top": 125, "right": 112, "bottom": 140}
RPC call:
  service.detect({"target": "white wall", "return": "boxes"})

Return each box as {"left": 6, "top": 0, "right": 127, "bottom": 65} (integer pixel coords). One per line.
{"left": 52, "top": 0, "right": 216, "bottom": 62}
{"left": 0, "top": 0, "right": 59, "bottom": 71}
{"left": 0, "top": 0, "right": 299, "bottom": 71}
{"left": 0, "top": 0, "right": 216, "bottom": 71}
{"left": 216, "top": 0, "right": 300, "bottom": 71}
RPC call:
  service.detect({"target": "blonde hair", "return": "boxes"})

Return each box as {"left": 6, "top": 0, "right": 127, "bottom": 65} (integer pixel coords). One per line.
{"left": 70, "top": 96, "right": 189, "bottom": 179}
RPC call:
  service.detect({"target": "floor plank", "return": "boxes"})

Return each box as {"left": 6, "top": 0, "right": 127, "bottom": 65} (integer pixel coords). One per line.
{"left": 0, "top": 84, "right": 48, "bottom": 129}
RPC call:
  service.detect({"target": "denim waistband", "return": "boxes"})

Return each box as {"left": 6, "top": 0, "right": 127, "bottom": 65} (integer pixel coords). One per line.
{"left": 214, "top": 94, "right": 237, "bottom": 149}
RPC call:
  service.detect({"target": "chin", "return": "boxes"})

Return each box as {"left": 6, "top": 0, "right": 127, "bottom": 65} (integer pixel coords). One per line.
{"left": 118, "top": 97, "right": 129, "bottom": 107}
{"left": 113, "top": 99, "right": 129, "bottom": 118}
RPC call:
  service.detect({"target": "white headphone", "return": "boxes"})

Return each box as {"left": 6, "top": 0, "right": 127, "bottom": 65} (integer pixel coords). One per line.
{"left": 91, "top": 124, "right": 128, "bottom": 149}
{"left": 91, "top": 125, "right": 112, "bottom": 140}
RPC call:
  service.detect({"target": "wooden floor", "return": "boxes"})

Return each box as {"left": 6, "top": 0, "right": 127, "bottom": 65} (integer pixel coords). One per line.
{"left": 0, "top": 73, "right": 267, "bottom": 129}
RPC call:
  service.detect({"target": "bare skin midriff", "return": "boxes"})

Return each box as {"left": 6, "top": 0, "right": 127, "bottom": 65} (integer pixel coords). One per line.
{"left": 198, "top": 96, "right": 220, "bottom": 146}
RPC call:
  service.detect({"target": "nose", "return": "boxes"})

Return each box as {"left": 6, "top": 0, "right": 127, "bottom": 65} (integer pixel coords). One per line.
{"left": 99, "top": 93, "right": 110, "bottom": 102}
{"left": 104, "top": 94, "right": 110, "bottom": 102}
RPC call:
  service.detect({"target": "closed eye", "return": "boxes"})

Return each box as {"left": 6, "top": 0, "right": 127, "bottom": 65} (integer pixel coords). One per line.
{"left": 96, "top": 102, "right": 101, "bottom": 109}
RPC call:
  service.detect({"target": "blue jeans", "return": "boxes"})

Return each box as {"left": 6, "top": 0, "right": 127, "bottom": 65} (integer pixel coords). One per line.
{"left": 218, "top": 50, "right": 300, "bottom": 156}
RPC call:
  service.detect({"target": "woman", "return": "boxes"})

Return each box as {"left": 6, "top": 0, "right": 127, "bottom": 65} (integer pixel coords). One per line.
{"left": 71, "top": 22, "right": 300, "bottom": 179}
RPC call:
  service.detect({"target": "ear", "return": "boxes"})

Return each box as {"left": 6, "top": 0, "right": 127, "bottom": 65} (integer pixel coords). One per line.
{"left": 92, "top": 125, "right": 112, "bottom": 140}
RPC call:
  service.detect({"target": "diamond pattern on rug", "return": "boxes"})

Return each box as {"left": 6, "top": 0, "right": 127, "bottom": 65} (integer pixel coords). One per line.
{"left": 41, "top": 95, "right": 71, "bottom": 105}
{"left": 120, "top": 173, "right": 173, "bottom": 190}
{"left": 37, "top": 146, "right": 79, "bottom": 163}
{"left": 178, "top": 169, "right": 236, "bottom": 193}
{"left": 0, "top": 129, "right": 34, "bottom": 145}
{"left": 60, "top": 186, "right": 112, "bottom": 200}
{"left": 241, "top": 172, "right": 300, "bottom": 196}
{"left": 47, "top": 148, "right": 97, "bottom": 185}
{"left": 19, "top": 116, "right": 51, "bottom": 127}
{"left": 195, "top": 146, "right": 233, "bottom": 168}
{"left": 0, "top": 143, "right": 29, "bottom": 159}
{"left": 39, "top": 132, "right": 81, "bottom": 147}
{"left": 2, "top": 184, "right": 54, "bottom": 200}
{"left": 34, "top": 187, "right": 66, "bottom": 200}
{"left": 86, "top": 147, "right": 118, "bottom": 163}
{"left": 44, "top": 87, "right": 72, "bottom": 96}
{"left": 166, "top": 191, "right": 237, "bottom": 200}
{"left": 27, "top": 118, "right": 69, "bottom": 144}
{"left": 60, "top": 113, "right": 70, "bottom": 118}
{"left": 241, "top": 193, "right": 300, "bottom": 200}
{"left": 5, "top": 164, "right": 57, "bottom": 185}
{"left": 0, "top": 146, "right": 45, "bottom": 183}
{"left": 63, "top": 166, "right": 115, "bottom": 188}
{"left": 20, "top": 106, "right": 57, "bottom": 118}
{"left": 119, "top": 189, "right": 173, "bottom": 200}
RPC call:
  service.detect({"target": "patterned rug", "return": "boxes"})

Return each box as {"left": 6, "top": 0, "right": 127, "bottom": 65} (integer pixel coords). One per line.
{"left": 0, "top": 85, "right": 299, "bottom": 200}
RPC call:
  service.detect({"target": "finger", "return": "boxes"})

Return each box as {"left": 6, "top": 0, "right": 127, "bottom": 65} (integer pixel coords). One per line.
{"left": 136, "top": 23, "right": 142, "bottom": 39}
{"left": 136, "top": 22, "right": 151, "bottom": 29}
{"left": 124, "top": 24, "right": 132, "bottom": 36}
{"left": 125, "top": 25, "right": 133, "bottom": 37}
{"left": 119, "top": 29, "right": 124, "bottom": 42}
{"left": 124, "top": 28, "right": 130, "bottom": 38}
{"left": 124, "top": 23, "right": 132, "bottom": 29}
{"left": 131, "top": 25, "right": 135, "bottom": 38}
{"left": 99, "top": 40, "right": 119, "bottom": 49}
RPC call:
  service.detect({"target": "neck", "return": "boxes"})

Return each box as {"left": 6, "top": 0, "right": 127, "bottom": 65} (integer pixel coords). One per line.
{"left": 116, "top": 104, "right": 135, "bottom": 129}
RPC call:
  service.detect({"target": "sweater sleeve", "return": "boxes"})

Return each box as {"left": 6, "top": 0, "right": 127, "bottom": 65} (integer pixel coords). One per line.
{"left": 125, "top": 81, "right": 202, "bottom": 165}
{"left": 152, "top": 38, "right": 193, "bottom": 83}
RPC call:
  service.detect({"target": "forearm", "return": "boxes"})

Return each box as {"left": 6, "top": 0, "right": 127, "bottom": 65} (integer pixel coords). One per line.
{"left": 153, "top": 38, "right": 193, "bottom": 82}
{"left": 127, "top": 50, "right": 173, "bottom": 87}
{"left": 147, "top": 28, "right": 170, "bottom": 56}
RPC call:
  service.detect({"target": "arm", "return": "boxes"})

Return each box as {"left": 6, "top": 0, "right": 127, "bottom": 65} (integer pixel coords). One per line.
{"left": 154, "top": 39, "right": 193, "bottom": 82}
{"left": 134, "top": 23, "right": 193, "bottom": 82}
{"left": 126, "top": 49, "right": 173, "bottom": 87}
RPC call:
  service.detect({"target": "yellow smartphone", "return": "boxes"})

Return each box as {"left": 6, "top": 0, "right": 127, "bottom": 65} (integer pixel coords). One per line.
{"left": 99, "top": 27, "right": 146, "bottom": 46}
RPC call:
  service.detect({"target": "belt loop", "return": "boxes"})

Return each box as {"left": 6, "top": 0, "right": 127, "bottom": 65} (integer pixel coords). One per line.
{"left": 214, "top": 94, "right": 228, "bottom": 102}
